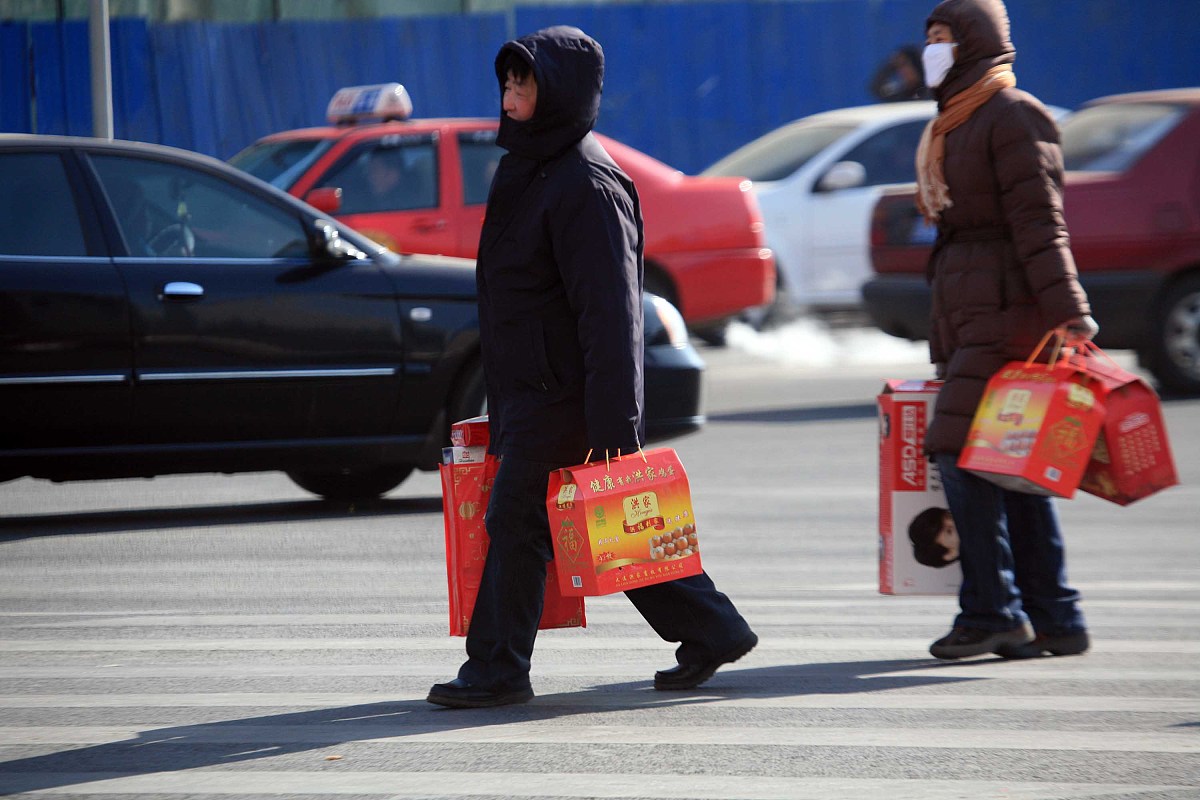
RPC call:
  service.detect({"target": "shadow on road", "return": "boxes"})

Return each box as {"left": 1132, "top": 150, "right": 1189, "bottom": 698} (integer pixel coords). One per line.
{"left": 708, "top": 403, "right": 877, "bottom": 425}
{"left": 0, "top": 657, "right": 981, "bottom": 794}
{"left": 0, "top": 495, "right": 443, "bottom": 540}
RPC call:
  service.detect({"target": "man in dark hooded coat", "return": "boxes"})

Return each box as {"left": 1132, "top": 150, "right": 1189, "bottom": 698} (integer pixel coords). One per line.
{"left": 427, "top": 26, "right": 756, "bottom": 709}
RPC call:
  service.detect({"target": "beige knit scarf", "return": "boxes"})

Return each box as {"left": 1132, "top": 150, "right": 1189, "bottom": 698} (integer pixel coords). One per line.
{"left": 915, "top": 65, "right": 1017, "bottom": 223}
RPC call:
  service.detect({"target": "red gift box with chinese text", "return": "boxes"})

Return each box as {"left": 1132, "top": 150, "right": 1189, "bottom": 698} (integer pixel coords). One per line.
{"left": 958, "top": 347, "right": 1105, "bottom": 498}
{"left": 546, "top": 448, "right": 703, "bottom": 596}
{"left": 1075, "top": 346, "right": 1178, "bottom": 505}
{"left": 440, "top": 418, "right": 585, "bottom": 636}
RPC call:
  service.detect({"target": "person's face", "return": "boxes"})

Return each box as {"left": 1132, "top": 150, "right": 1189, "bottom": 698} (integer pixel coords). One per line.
{"left": 502, "top": 70, "right": 537, "bottom": 122}
{"left": 935, "top": 513, "right": 960, "bottom": 562}
{"left": 367, "top": 157, "right": 400, "bottom": 193}
{"left": 926, "top": 22, "right": 955, "bottom": 46}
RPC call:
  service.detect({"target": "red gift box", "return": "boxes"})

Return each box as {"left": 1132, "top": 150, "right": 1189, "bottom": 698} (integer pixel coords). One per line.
{"left": 1076, "top": 345, "right": 1179, "bottom": 505}
{"left": 546, "top": 448, "right": 703, "bottom": 596}
{"left": 958, "top": 343, "right": 1105, "bottom": 498}
{"left": 440, "top": 417, "right": 585, "bottom": 636}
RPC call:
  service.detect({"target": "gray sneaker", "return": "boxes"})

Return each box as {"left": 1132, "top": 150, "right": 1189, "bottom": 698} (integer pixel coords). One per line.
{"left": 930, "top": 622, "right": 1034, "bottom": 660}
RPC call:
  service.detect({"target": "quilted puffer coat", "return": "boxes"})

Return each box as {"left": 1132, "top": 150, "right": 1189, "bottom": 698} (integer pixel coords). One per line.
{"left": 923, "top": 0, "right": 1090, "bottom": 454}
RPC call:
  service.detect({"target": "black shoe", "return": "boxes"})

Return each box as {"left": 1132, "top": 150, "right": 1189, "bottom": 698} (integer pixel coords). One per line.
{"left": 996, "top": 630, "right": 1090, "bottom": 660}
{"left": 929, "top": 623, "right": 1034, "bottom": 660}
{"left": 654, "top": 631, "right": 758, "bottom": 690}
{"left": 426, "top": 678, "right": 534, "bottom": 709}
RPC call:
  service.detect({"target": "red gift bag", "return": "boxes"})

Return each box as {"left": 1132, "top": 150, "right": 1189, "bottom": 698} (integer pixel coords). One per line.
{"left": 1075, "top": 343, "right": 1179, "bottom": 505}
{"left": 958, "top": 335, "right": 1106, "bottom": 498}
{"left": 440, "top": 417, "right": 585, "bottom": 636}
{"left": 546, "top": 448, "right": 703, "bottom": 596}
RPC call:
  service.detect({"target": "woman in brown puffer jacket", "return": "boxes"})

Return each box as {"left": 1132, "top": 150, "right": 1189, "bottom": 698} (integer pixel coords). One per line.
{"left": 915, "top": 0, "right": 1099, "bottom": 661}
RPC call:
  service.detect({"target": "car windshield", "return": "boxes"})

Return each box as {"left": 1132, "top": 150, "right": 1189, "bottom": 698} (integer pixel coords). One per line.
{"left": 1060, "top": 102, "right": 1186, "bottom": 172}
{"left": 701, "top": 122, "right": 856, "bottom": 182}
{"left": 229, "top": 139, "right": 334, "bottom": 189}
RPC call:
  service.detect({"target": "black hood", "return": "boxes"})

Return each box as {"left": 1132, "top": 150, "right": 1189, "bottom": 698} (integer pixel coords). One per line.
{"left": 494, "top": 26, "right": 604, "bottom": 161}
{"left": 926, "top": 0, "right": 1015, "bottom": 107}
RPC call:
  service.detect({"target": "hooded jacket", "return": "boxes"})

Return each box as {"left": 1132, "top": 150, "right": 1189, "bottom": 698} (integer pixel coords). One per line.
{"left": 922, "top": 0, "right": 1090, "bottom": 454}
{"left": 477, "top": 26, "right": 645, "bottom": 462}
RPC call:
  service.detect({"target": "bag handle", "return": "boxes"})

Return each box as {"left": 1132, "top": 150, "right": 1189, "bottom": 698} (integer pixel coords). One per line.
{"left": 1077, "top": 339, "right": 1123, "bottom": 370}
{"left": 580, "top": 447, "right": 649, "bottom": 472}
{"left": 1024, "top": 329, "right": 1066, "bottom": 369}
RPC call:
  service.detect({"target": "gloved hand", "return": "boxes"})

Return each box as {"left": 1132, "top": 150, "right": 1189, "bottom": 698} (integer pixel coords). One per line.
{"left": 1061, "top": 315, "right": 1099, "bottom": 344}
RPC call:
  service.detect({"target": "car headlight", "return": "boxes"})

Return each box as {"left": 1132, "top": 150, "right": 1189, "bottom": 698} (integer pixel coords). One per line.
{"left": 648, "top": 293, "right": 689, "bottom": 348}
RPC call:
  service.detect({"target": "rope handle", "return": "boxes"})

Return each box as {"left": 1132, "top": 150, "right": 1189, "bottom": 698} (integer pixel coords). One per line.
{"left": 580, "top": 446, "right": 649, "bottom": 471}
{"left": 1024, "top": 329, "right": 1066, "bottom": 369}
{"left": 1077, "top": 339, "right": 1123, "bottom": 370}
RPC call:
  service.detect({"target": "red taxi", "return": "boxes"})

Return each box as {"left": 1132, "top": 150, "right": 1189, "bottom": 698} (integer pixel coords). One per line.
{"left": 230, "top": 84, "right": 775, "bottom": 340}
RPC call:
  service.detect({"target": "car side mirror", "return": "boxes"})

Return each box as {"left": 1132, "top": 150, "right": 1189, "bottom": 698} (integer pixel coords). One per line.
{"left": 311, "top": 220, "right": 366, "bottom": 262}
{"left": 305, "top": 187, "right": 343, "bottom": 214}
{"left": 816, "top": 161, "right": 867, "bottom": 192}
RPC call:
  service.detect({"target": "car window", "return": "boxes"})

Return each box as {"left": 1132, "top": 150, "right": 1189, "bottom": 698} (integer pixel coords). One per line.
{"left": 229, "top": 139, "right": 335, "bottom": 190}
{"left": 90, "top": 154, "right": 309, "bottom": 259}
{"left": 458, "top": 132, "right": 502, "bottom": 206}
{"left": 701, "top": 122, "right": 856, "bottom": 182}
{"left": 0, "top": 152, "right": 88, "bottom": 257}
{"left": 317, "top": 135, "right": 438, "bottom": 214}
{"left": 836, "top": 120, "right": 928, "bottom": 187}
{"left": 1060, "top": 102, "right": 1186, "bottom": 172}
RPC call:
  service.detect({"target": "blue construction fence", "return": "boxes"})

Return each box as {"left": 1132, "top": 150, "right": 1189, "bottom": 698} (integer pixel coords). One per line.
{"left": 2, "top": 1, "right": 1198, "bottom": 174}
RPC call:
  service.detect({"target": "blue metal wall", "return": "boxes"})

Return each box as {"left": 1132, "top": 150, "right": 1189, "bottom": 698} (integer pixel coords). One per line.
{"left": 2, "top": 2, "right": 1198, "bottom": 173}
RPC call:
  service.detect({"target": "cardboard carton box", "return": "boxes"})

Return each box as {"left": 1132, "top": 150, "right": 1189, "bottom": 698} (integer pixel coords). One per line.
{"left": 878, "top": 380, "right": 961, "bottom": 596}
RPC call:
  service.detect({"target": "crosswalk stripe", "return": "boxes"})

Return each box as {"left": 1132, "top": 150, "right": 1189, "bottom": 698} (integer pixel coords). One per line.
{"left": 0, "top": 771, "right": 1191, "bottom": 798}
{"left": 2, "top": 692, "right": 1197, "bottom": 712}
{"left": 5, "top": 611, "right": 1200, "bottom": 628}
{"left": 2, "top": 724, "right": 1197, "bottom": 753}
{"left": 2, "top": 636, "right": 1198, "bottom": 653}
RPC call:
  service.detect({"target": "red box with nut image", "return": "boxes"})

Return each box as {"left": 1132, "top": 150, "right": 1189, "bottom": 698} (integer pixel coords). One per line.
{"left": 546, "top": 448, "right": 703, "bottom": 596}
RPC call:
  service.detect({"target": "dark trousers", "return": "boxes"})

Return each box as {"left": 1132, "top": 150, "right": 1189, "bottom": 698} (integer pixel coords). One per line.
{"left": 935, "top": 453, "right": 1086, "bottom": 636}
{"left": 457, "top": 455, "right": 754, "bottom": 691}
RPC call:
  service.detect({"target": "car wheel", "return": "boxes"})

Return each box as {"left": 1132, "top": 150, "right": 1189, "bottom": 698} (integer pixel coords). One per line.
{"left": 1145, "top": 274, "right": 1200, "bottom": 395}
{"left": 644, "top": 267, "right": 678, "bottom": 308}
{"left": 691, "top": 320, "right": 729, "bottom": 347}
{"left": 287, "top": 465, "right": 414, "bottom": 501}
{"left": 448, "top": 359, "right": 487, "bottom": 425}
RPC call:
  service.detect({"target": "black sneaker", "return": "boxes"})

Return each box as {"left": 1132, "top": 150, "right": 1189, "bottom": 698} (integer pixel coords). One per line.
{"left": 929, "top": 623, "right": 1034, "bottom": 660}
{"left": 996, "top": 630, "right": 1090, "bottom": 660}
{"left": 426, "top": 678, "right": 534, "bottom": 709}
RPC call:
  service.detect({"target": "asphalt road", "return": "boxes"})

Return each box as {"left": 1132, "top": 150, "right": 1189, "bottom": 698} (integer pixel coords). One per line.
{"left": 1, "top": 323, "right": 1198, "bottom": 799}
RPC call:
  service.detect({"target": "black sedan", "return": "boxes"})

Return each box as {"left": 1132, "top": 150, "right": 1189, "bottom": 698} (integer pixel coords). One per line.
{"left": 0, "top": 135, "right": 704, "bottom": 500}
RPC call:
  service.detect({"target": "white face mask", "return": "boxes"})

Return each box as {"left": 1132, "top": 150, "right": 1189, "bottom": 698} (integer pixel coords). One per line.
{"left": 922, "top": 42, "right": 957, "bottom": 88}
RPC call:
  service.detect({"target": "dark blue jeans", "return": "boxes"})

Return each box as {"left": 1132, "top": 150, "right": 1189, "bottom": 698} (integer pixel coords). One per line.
{"left": 457, "top": 455, "right": 754, "bottom": 691}
{"left": 934, "top": 453, "right": 1086, "bottom": 636}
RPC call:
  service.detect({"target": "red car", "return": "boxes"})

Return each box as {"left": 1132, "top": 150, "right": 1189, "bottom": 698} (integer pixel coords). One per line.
{"left": 863, "top": 88, "right": 1200, "bottom": 394}
{"left": 230, "top": 84, "right": 775, "bottom": 341}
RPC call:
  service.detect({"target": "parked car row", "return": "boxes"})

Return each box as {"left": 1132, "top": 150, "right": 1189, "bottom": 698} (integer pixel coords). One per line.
{"left": 863, "top": 88, "right": 1200, "bottom": 395}
{"left": 229, "top": 84, "right": 776, "bottom": 343}
{"left": 0, "top": 134, "right": 705, "bottom": 500}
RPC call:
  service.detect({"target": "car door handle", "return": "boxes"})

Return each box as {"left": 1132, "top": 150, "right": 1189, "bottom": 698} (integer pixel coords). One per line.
{"left": 412, "top": 219, "right": 447, "bottom": 232}
{"left": 160, "top": 281, "right": 205, "bottom": 301}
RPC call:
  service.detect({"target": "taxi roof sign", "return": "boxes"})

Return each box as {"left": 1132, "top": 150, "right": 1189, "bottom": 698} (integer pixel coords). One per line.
{"left": 327, "top": 83, "right": 413, "bottom": 124}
